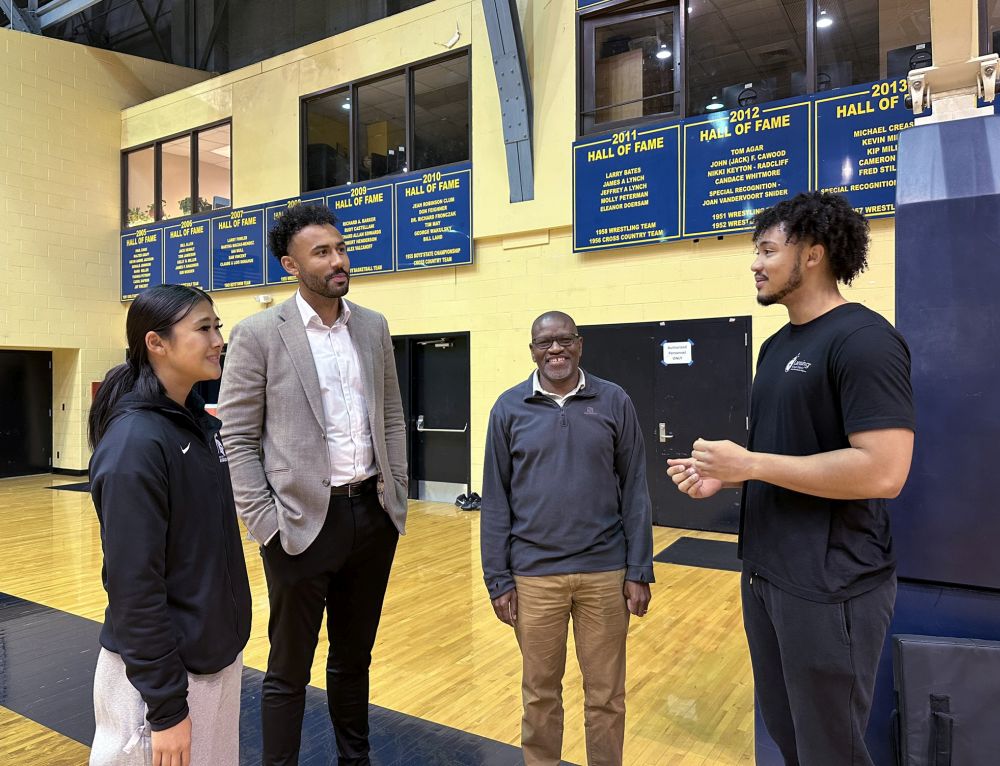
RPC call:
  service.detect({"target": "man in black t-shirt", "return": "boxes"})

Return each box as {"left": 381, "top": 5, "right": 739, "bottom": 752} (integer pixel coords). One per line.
{"left": 668, "top": 192, "right": 914, "bottom": 766}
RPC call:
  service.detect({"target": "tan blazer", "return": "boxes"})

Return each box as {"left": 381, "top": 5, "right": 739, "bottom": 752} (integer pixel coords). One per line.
{"left": 218, "top": 296, "right": 408, "bottom": 555}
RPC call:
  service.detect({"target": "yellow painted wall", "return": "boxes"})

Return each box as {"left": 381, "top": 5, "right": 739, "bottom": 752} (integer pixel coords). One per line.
{"left": 0, "top": 28, "right": 210, "bottom": 470}
{"left": 111, "top": 0, "right": 898, "bottom": 489}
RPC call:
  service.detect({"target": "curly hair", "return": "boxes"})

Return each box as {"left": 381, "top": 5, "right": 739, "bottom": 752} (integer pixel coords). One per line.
{"left": 267, "top": 203, "right": 338, "bottom": 262}
{"left": 752, "top": 192, "right": 870, "bottom": 286}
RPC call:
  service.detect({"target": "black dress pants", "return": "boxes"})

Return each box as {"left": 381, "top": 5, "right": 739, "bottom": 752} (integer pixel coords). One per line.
{"left": 741, "top": 570, "right": 896, "bottom": 766}
{"left": 260, "top": 485, "right": 398, "bottom": 766}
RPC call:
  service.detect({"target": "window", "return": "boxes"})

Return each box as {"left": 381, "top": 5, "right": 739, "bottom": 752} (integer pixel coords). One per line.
{"left": 984, "top": 0, "right": 1000, "bottom": 55}
{"left": 302, "top": 50, "right": 470, "bottom": 192}
{"left": 160, "top": 136, "right": 192, "bottom": 221}
{"left": 358, "top": 73, "right": 407, "bottom": 181}
{"left": 413, "top": 56, "right": 470, "bottom": 170}
{"left": 304, "top": 88, "right": 351, "bottom": 190}
{"left": 125, "top": 147, "right": 155, "bottom": 227}
{"left": 687, "top": 0, "right": 806, "bottom": 116}
{"left": 197, "top": 125, "right": 232, "bottom": 211}
{"left": 580, "top": 2, "right": 680, "bottom": 134}
{"left": 579, "top": 1, "right": 931, "bottom": 130}
{"left": 122, "top": 122, "right": 231, "bottom": 228}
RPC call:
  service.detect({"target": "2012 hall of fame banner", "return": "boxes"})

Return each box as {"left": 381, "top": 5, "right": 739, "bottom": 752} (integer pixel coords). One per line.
{"left": 683, "top": 100, "right": 811, "bottom": 238}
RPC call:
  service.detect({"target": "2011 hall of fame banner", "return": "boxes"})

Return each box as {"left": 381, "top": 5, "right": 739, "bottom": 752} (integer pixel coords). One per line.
{"left": 683, "top": 100, "right": 811, "bottom": 238}
{"left": 573, "top": 124, "right": 681, "bottom": 252}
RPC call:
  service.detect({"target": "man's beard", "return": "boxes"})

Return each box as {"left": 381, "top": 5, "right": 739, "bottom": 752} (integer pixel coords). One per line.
{"left": 757, "top": 257, "right": 802, "bottom": 306}
{"left": 301, "top": 270, "right": 349, "bottom": 299}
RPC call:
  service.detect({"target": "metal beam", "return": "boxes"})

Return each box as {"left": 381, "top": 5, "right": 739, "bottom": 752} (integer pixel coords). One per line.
{"left": 34, "top": 0, "right": 103, "bottom": 30}
{"left": 481, "top": 0, "right": 534, "bottom": 202}
{"left": 198, "top": 0, "right": 229, "bottom": 71}
{"left": 1, "top": 0, "right": 41, "bottom": 32}
{"left": 134, "top": 0, "right": 171, "bottom": 63}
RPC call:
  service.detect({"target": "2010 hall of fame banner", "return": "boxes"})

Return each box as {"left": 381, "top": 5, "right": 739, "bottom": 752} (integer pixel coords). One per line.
{"left": 395, "top": 163, "right": 472, "bottom": 272}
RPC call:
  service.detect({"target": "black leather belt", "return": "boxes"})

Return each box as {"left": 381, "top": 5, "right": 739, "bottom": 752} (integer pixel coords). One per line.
{"left": 329, "top": 475, "right": 376, "bottom": 497}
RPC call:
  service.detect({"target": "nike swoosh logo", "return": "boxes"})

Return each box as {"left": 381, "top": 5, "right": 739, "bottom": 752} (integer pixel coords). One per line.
{"left": 181, "top": 443, "right": 191, "bottom": 454}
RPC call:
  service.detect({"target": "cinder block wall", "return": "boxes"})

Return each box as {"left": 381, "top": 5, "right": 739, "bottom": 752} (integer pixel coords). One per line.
{"left": 0, "top": 28, "right": 209, "bottom": 469}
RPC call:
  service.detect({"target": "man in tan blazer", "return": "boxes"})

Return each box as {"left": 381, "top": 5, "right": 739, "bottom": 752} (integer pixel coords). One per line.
{"left": 218, "top": 203, "right": 407, "bottom": 766}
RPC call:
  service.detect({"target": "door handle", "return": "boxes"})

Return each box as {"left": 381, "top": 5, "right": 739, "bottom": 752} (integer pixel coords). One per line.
{"left": 416, "top": 415, "right": 468, "bottom": 433}
{"left": 658, "top": 422, "right": 674, "bottom": 443}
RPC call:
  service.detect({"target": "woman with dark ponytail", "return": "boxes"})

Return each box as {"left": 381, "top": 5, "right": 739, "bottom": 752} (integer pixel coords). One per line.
{"left": 88, "top": 284, "right": 251, "bottom": 766}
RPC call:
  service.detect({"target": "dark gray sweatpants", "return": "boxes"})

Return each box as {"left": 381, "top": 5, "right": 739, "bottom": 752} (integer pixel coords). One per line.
{"left": 741, "top": 570, "right": 896, "bottom": 766}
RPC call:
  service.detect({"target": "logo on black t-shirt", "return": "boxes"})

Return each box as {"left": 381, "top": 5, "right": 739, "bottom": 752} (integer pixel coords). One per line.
{"left": 784, "top": 354, "right": 812, "bottom": 373}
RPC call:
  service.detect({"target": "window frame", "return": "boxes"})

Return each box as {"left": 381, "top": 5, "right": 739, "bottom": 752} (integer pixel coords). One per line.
{"left": 120, "top": 119, "right": 233, "bottom": 229}
{"left": 578, "top": 1, "right": 684, "bottom": 136}
{"left": 578, "top": 0, "right": 935, "bottom": 137}
{"left": 299, "top": 47, "right": 471, "bottom": 192}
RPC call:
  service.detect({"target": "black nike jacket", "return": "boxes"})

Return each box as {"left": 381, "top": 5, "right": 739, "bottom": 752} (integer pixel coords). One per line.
{"left": 89, "top": 392, "right": 252, "bottom": 731}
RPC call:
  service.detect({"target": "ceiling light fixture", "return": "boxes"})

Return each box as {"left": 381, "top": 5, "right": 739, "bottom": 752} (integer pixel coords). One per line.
{"left": 816, "top": 10, "right": 833, "bottom": 28}
{"left": 706, "top": 96, "right": 724, "bottom": 111}
{"left": 656, "top": 44, "right": 672, "bottom": 60}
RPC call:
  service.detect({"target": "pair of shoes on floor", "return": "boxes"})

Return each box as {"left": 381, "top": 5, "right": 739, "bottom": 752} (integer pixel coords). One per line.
{"left": 455, "top": 492, "right": 481, "bottom": 511}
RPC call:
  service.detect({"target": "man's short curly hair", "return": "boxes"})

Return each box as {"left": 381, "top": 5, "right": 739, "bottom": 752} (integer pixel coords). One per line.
{"left": 267, "top": 203, "right": 339, "bottom": 262}
{"left": 752, "top": 192, "right": 870, "bottom": 286}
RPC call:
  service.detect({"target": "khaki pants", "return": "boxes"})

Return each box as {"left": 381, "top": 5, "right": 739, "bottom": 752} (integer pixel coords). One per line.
{"left": 513, "top": 569, "right": 630, "bottom": 766}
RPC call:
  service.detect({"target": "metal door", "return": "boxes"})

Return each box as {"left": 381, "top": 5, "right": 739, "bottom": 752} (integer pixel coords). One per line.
{"left": 580, "top": 318, "right": 750, "bottom": 532}
{"left": 393, "top": 333, "right": 470, "bottom": 502}
{"left": 0, "top": 351, "right": 53, "bottom": 478}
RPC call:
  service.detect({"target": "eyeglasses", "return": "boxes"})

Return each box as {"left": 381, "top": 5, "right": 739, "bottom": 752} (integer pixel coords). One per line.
{"left": 531, "top": 334, "right": 581, "bottom": 350}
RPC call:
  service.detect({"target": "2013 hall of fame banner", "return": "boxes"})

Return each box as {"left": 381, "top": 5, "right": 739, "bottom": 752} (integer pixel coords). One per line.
{"left": 814, "top": 78, "right": 915, "bottom": 218}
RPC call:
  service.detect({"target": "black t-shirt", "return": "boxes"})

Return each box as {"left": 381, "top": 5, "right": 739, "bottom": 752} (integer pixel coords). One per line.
{"left": 739, "top": 302, "right": 914, "bottom": 603}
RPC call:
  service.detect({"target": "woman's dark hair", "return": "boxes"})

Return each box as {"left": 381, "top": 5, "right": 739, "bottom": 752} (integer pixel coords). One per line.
{"left": 88, "top": 284, "right": 213, "bottom": 448}
{"left": 268, "top": 203, "right": 338, "bottom": 262}
{"left": 752, "top": 192, "right": 871, "bottom": 285}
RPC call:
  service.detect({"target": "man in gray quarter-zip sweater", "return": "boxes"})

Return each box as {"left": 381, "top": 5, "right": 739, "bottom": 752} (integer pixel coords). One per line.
{"left": 481, "top": 310, "right": 654, "bottom": 766}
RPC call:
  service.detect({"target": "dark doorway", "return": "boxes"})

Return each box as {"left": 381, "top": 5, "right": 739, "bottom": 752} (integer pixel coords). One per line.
{"left": 579, "top": 317, "right": 751, "bottom": 532}
{"left": 0, "top": 350, "right": 53, "bottom": 478}
{"left": 392, "top": 332, "right": 470, "bottom": 502}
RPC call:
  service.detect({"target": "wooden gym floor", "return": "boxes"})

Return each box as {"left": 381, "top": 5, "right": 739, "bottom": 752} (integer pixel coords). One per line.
{"left": 0, "top": 474, "right": 754, "bottom": 765}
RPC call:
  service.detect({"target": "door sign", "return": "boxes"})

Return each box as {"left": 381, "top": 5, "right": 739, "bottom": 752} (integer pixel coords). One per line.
{"left": 662, "top": 339, "right": 694, "bottom": 366}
